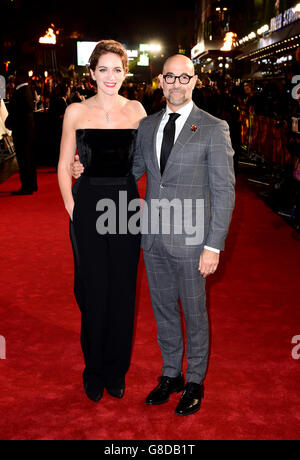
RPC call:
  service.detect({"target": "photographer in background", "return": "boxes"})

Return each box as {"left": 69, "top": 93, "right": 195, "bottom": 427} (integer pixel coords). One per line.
{"left": 0, "top": 97, "right": 11, "bottom": 138}
{"left": 5, "top": 68, "right": 37, "bottom": 195}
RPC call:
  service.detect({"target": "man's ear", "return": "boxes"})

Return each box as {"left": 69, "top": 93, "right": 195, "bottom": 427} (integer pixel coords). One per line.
{"left": 192, "top": 74, "right": 198, "bottom": 88}
{"left": 158, "top": 74, "right": 163, "bottom": 88}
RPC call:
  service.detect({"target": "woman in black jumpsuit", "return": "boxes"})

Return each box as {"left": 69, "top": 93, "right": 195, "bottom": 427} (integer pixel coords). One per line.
{"left": 58, "top": 40, "right": 146, "bottom": 402}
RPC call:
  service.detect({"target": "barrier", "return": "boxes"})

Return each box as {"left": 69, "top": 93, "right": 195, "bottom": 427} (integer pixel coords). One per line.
{"left": 240, "top": 110, "right": 292, "bottom": 166}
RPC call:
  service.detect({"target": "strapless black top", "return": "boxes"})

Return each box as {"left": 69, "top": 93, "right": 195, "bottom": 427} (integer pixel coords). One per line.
{"left": 76, "top": 129, "right": 137, "bottom": 177}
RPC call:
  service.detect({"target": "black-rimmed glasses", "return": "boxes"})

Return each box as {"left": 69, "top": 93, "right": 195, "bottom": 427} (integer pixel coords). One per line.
{"left": 163, "top": 73, "right": 195, "bottom": 85}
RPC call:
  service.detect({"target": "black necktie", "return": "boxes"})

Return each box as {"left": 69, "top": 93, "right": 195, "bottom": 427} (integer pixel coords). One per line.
{"left": 160, "top": 113, "right": 181, "bottom": 175}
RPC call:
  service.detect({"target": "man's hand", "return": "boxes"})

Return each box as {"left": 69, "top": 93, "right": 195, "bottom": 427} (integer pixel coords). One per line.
{"left": 70, "top": 154, "right": 84, "bottom": 179}
{"left": 199, "top": 248, "right": 220, "bottom": 278}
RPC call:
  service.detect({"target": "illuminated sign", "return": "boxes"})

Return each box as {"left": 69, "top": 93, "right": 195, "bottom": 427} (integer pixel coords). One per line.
{"left": 139, "top": 43, "right": 161, "bottom": 53}
{"left": 77, "top": 41, "right": 98, "bottom": 66}
{"left": 283, "top": 7, "right": 299, "bottom": 26}
{"left": 270, "top": 13, "right": 282, "bottom": 32}
{"left": 191, "top": 42, "right": 205, "bottom": 59}
{"left": 138, "top": 53, "right": 149, "bottom": 66}
{"left": 126, "top": 50, "right": 138, "bottom": 58}
{"left": 270, "top": 7, "right": 299, "bottom": 32}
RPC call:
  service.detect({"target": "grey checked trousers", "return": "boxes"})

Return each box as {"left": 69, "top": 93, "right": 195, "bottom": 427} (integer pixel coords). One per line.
{"left": 143, "top": 234, "right": 209, "bottom": 384}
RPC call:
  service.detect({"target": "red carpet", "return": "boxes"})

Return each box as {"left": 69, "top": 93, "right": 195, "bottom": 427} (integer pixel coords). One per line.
{"left": 0, "top": 168, "right": 299, "bottom": 440}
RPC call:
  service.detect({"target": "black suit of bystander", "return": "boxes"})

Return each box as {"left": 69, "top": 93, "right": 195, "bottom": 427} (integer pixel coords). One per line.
{"left": 5, "top": 72, "right": 37, "bottom": 194}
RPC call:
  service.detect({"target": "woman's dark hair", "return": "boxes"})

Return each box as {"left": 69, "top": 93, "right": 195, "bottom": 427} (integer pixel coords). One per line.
{"left": 88, "top": 40, "right": 129, "bottom": 74}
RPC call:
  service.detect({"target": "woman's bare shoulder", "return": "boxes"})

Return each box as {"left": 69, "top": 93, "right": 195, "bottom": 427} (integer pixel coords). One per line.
{"left": 65, "top": 102, "right": 84, "bottom": 117}
{"left": 66, "top": 100, "right": 93, "bottom": 113}
{"left": 64, "top": 100, "right": 94, "bottom": 122}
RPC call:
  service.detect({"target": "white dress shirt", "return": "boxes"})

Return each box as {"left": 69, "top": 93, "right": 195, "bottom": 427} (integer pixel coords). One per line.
{"left": 156, "top": 100, "right": 220, "bottom": 254}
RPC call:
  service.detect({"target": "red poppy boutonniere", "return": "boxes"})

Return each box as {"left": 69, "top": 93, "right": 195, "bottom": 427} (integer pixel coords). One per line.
{"left": 191, "top": 124, "right": 198, "bottom": 133}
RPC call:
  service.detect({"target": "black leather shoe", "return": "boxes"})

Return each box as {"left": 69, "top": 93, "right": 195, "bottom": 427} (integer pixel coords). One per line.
{"left": 83, "top": 382, "right": 104, "bottom": 403}
{"left": 106, "top": 377, "right": 125, "bottom": 399}
{"left": 175, "top": 382, "right": 204, "bottom": 416}
{"left": 146, "top": 374, "right": 185, "bottom": 405}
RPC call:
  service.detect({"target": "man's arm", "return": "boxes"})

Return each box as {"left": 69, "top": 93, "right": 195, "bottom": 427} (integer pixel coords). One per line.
{"left": 131, "top": 120, "right": 146, "bottom": 181}
{"left": 198, "top": 120, "right": 235, "bottom": 278}
{"left": 205, "top": 120, "right": 235, "bottom": 250}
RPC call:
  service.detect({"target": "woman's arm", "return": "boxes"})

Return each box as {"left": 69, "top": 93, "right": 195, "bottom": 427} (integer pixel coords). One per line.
{"left": 57, "top": 104, "right": 79, "bottom": 220}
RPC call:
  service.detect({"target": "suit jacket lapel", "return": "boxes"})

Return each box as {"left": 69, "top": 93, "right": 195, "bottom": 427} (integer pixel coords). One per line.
{"left": 162, "top": 104, "right": 202, "bottom": 177}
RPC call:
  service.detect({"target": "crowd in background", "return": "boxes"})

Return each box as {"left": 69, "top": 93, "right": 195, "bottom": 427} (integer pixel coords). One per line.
{"left": 3, "top": 69, "right": 299, "bottom": 116}
{"left": 1, "top": 68, "right": 299, "bottom": 229}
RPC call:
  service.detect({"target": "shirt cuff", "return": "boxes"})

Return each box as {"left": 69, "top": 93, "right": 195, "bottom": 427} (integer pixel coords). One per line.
{"left": 204, "top": 245, "right": 220, "bottom": 254}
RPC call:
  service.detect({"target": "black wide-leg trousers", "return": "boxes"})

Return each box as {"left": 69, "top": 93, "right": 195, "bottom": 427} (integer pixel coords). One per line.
{"left": 13, "top": 134, "right": 37, "bottom": 192}
{"left": 69, "top": 176, "right": 141, "bottom": 388}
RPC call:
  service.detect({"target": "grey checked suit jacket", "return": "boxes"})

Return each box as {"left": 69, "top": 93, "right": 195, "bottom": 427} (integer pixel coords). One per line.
{"left": 132, "top": 103, "right": 235, "bottom": 258}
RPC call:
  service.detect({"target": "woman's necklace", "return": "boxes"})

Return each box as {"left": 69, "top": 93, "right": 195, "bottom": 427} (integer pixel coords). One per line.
{"left": 94, "top": 98, "right": 117, "bottom": 125}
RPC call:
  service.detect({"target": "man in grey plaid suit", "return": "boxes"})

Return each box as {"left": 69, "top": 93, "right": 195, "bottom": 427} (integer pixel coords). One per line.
{"left": 132, "top": 54, "right": 235, "bottom": 416}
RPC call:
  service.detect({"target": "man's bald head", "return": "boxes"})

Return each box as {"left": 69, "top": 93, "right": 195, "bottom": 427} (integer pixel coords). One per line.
{"left": 163, "top": 54, "right": 195, "bottom": 75}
